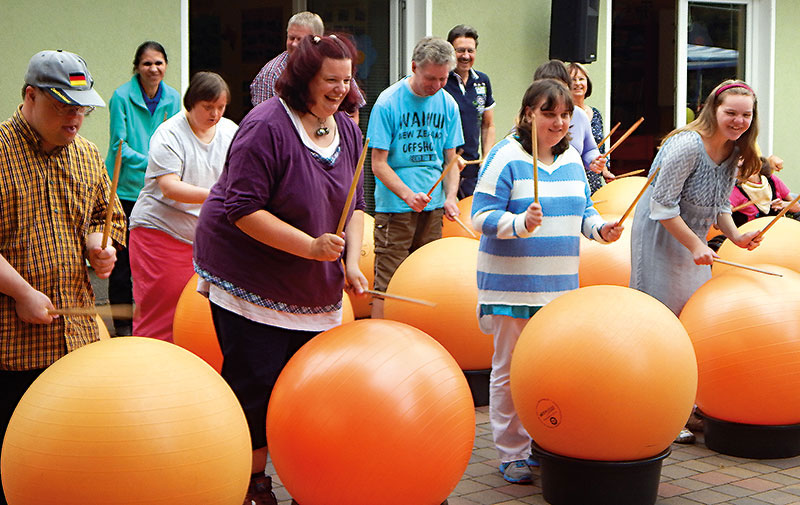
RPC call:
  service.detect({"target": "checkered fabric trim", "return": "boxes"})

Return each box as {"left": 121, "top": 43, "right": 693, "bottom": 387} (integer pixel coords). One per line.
{"left": 195, "top": 263, "right": 342, "bottom": 315}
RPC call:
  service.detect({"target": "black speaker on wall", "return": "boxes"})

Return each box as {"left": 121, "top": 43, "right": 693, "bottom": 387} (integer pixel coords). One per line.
{"left": 549, "top": 0, "right": 600, "bottom": 63}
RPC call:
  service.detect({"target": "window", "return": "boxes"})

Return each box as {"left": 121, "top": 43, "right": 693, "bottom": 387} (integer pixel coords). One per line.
{"left": 686, "top": 3, "right": 747, "bottom": 116}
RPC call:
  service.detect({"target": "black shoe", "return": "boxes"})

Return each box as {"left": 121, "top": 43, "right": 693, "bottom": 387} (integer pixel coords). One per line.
{"left": 244, "top": 474, "right": 277, "bottom": 505}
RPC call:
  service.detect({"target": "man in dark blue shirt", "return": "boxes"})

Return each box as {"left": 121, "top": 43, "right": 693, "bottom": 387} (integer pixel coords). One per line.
{"left": 444, "top": 24, "right": 496, "bottom": 197}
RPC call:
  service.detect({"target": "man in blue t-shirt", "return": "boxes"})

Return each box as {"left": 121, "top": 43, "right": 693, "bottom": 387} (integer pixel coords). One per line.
{"left": 444, "top": 25, "right": 496, "bottom": 198}
{"left": 366, "top": 36, "right": 464, "bottom": 319}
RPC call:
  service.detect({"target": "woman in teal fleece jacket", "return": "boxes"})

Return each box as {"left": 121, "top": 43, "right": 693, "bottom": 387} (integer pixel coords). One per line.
{"left": 105, "top": 41, "right": 180, "bottom": 335}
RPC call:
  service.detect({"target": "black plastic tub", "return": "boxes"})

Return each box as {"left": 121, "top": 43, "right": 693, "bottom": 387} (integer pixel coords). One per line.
{"left": 532, "top": 442, "right": 670, "bottom": 505}
{"left": 697, "top": 410, "right": 800, "bottom": 459}
{"left": 463, "top": 369, "right": 489, "bottom": 407}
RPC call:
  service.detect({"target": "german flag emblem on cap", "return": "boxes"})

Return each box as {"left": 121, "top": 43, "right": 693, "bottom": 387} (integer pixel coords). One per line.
{"left": 69, "top": 73, "right": 87, "bottom": 87}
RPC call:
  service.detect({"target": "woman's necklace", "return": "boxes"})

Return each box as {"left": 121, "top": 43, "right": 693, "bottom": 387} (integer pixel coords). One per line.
{"left": 309, "top": 112, "right": 330, "bottom": 137}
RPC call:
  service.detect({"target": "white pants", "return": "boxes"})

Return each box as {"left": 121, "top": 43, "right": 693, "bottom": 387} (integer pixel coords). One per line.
{"left": 488, "top": 315, "right": 532, "bottom": 463}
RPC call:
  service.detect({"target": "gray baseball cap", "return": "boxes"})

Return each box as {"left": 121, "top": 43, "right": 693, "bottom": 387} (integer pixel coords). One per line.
{"left": 25, "top": 50, "right": 105, "bottom": 107}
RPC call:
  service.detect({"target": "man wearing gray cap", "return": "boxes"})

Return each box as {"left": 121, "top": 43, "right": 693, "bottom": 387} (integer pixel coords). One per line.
{"left": 0, "top": 49, "right": 125, "bottom": 504}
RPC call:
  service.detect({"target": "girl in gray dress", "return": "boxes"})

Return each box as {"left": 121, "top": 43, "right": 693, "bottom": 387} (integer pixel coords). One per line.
{"left": 630, "top": 79, "right": 763, "bottom": 444}
{"left": 630, "top": 80, "right": 762, "bottom": 316}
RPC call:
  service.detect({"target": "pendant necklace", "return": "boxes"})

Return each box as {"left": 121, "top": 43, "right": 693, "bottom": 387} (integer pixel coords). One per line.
{"left": 310, "top": 112, "right": 330, "bottom": 137}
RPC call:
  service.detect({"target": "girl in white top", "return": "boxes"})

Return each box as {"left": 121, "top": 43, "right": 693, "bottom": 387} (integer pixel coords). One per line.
{"left": 129, "top": 72, "right": 238, "bottom": 341}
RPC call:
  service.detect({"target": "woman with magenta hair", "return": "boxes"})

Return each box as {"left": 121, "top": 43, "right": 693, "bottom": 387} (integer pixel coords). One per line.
{"left": 193, "top": 34, "right": 367, "bottom": 505}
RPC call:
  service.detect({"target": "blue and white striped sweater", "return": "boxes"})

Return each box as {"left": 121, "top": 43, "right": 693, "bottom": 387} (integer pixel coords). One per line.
{"left": 472, "top": 135, "right": 606, "bottom": 309}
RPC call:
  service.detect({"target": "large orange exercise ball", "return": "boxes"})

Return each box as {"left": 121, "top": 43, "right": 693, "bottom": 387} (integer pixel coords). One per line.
{"left": 590, "top": 176, "right": 647, "bottom": 216}
{"left": 384, "top": 237, "right": 492, "bottom": 370}
{"left": 267, "top": 319, "right": 475, "bottom": 505}
{"left": 578, "top": 214, "right": 631, "bottom": 287}
{"left": 351, "top": 213, "right": 374, "bottom": 318}
{"left": 511, "top": 286, "right": 697, "bottom": 461}
{"left": 680, "top": 265, "right": 800, "bottom": 425}
{"left": 341, "top": 291, "right": 354, "bottom": 323}
{"left": 95, "top": 314, "right": 110, "bottom": 340}
{"left": 1, "top": 337, "right": 251, "bottom": 505}
{"left": 173, "top": 274, "right": 221, "bottom": 372}
{"left": 173, "top": 274, "right": 355, "bottom": 373}
{"left": 442, "top": 196, "right": 481, "bottom": 239}
{"left": 714, "top": 217, "right": 800, "bottom": 276}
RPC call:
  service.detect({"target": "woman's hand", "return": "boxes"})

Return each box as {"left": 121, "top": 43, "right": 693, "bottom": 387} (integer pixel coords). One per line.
{"left": 588, "top": 156, "right": 606, "bottom": 174}
{"left": 731, "top": 230, "right": 762, "bottom": 251}
{"left": 601, "top": 168, "right": 616, "bottom": 182}
{"left": 691, "top": 243, "right": 718, "bottom": 265}
{"left": 310, "top": 233, "right": 346, "bottom": 261}
{"left": 344, "top": 262, "right": 368, "bottom": 298}
{"left": 600, "top": 221, "right": 624, "bottom": 243}
{"left": 525, "top": 202, "right": 543, "bottom": 231}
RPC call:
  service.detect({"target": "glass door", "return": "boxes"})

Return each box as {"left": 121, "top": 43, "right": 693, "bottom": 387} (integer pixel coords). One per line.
{"left": 676, "top": 0, "right": 752, "bottom": 126}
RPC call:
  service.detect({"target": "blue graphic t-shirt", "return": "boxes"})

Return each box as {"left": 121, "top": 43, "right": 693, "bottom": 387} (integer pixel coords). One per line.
{"left": 367, "top": 77, "right": 464, "bottom": 213}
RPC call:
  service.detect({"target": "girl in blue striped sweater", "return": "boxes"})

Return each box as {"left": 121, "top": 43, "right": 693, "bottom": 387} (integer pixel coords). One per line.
{"left": 471, "top": 79, "right": 622, "bottom": 484}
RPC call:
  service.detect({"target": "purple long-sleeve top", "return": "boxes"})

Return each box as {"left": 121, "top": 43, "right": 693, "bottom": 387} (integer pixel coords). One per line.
{"left": 570, "top": 105, "right": 601, "bottom": 170}
{"left": 194, "top": 98, "right": 365, "bottom": 310}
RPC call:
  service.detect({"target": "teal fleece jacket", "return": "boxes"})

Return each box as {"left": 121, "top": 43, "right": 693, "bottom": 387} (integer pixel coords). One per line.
{"left": 105, "top": 75, "right": 181, "bottom": 201}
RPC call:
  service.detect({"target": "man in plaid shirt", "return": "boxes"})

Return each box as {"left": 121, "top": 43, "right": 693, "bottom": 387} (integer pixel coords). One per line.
{"left": 249, "top": 11, "right": 366, "bottom": 121}
{"left": 249, "top": 11, "right": 324, "bottom": 106}
{"left": 0, "top": 50, "right": 125, "bottom": 504}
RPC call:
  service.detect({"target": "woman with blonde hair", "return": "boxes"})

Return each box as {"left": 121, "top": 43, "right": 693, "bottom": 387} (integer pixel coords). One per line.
{"left": 630, "top": 80, "right": 763, "bottom": 442}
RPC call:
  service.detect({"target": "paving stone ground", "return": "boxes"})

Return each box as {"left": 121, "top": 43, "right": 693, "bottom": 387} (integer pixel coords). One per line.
{"left": 91, "top": 275, "right": 800, "bottom": 505}
{"left": 268, "top": 406, "right": 800, "bottom": 505}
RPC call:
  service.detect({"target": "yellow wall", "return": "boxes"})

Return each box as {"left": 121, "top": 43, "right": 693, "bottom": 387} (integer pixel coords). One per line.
{"left": 0, "top": 1, "right": 182, "bottom": 159}
{"left": 772, "top": 1, "right": 799, "bottom": 189}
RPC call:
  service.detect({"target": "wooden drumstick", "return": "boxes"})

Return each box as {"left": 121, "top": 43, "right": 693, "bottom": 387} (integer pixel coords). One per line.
{"left": 336, "top": 138, "right": 370, "bottom": 236}
{"left": 101, "top": 139, "right": 123, "bottom": 250}
{"left": 427, "top": 149, "right": 463, "bottom": 197}
{"left": 601, "top": 117, "right": 644, "bottom": 160}
{"left": 364, "top": 289, "right": 436, "bottom": 307}
{"left": 617, "top": 166, "right": 661, "bottom": 224}
{"left": 754, "top": 193, "right": 800, "bottom": 241}
{"left": 532, "top": 114, "right": 539, "bottom": 203}
{"left": 615, "top": 169, "right": 645, "bottom": 179}
{"left": 712, "top": 259, "right": 782, "bottom": 277}
{"left": 597, "top": 122, "right": 621, "bottom": 149}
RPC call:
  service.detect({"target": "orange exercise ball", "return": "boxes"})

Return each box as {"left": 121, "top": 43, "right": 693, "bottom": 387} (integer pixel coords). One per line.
{"left": 578, "top": 214, "right": 631, "bottom": 287}
{"left": 95, "top": 314, "right": 110, "bottom": 340}
{"left": 680, "top": 265, "right": 800, "bottom": 425}
{"left": 714, "top": 217, "right": 800, "bottom": 276}
{"left": 511, "top": 285, "right": 697, "bottom": 461}
{"left": 351, "top": 213, "right": 374, "bottom": 318}
{"left": 267, "top": 319, "right": 475, "bottom": 505}
{"left": 173, "top": 274, "right": 356, "bottom": 373}
{"left": 384, "top": 237, "right": 492, "bottom": 370}
{"left": 1, "top": 337, "right": 251, "bottom": 505}
{"left": 590, "top": 176, "right": 647, "bottom": 216}
{"left": 442, "top": 196, "right": 480, "bottom": 239}
{"left": 173, "top": 273, "right": 221, "bottom": 372}
{"left": 341, "top": 291, "right": 354, "bottom": 323}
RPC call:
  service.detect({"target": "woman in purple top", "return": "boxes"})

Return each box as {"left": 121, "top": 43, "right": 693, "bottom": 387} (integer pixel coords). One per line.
{"left": 193, "top": 34, "right": 367, "bottom": 505}
{"left": 533, "top": 60, "right": 607, "bottom": 186}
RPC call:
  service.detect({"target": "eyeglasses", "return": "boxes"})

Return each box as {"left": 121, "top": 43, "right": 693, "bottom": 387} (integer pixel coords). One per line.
{"left": 40, "top": 90, "right": 95, "bottom": 117}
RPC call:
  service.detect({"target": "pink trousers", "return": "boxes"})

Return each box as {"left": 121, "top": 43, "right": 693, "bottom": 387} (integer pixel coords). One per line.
{"left": 129, "top": 227, "right": 194, "bottom": 342}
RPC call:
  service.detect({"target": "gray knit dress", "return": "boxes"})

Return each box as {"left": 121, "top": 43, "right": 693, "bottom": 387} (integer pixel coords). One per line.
{"left": 630, "top": 131, "right": 738, "bottom": 315}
